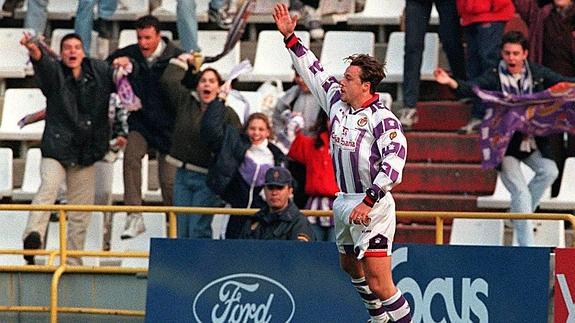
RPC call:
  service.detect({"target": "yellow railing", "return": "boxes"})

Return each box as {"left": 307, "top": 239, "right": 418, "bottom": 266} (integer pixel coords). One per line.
{"left": 0, "top": 204, "right": 573, "bottom": 322}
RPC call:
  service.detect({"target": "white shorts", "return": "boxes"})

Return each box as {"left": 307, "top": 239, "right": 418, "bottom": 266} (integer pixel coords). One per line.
{"left": 333, "top": 192, "right": 396, "bottom": 259}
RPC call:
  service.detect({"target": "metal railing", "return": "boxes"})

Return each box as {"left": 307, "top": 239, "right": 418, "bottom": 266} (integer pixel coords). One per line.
{"left": 0, "top": 204, "right": 573, "bottom": 322}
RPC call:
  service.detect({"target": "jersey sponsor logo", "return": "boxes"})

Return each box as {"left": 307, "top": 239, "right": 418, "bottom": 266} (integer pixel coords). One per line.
{"left": 331, "top": 125, "right": 359, "bottom": 151}
{"left": 390, "top": 131, "right": 397, "bottom": 140}
{"left": 193, "top": 273, "right": 296, "bottom": 323}
{"left": 357, "top": 116, "right": 368, "bottom": 127}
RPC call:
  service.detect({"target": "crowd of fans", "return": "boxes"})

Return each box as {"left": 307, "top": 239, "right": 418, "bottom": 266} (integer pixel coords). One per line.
{"left": 0, "top": 0, "right": 573, "bottom": 267}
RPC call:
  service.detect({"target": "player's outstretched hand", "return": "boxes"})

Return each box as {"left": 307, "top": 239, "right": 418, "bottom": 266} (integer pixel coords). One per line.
{"left": 273, "top": 3, "right": 297, "bottom": 38}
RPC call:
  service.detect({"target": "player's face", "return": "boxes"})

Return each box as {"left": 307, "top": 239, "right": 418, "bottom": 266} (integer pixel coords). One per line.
{"left": 60, "top": 38, "right": 85, "bottom": 70}
{"left": 247, "top": 118, "right": 270, "bottom": 145}
{"left": 196, "top": 70, "right": 220, "bottom": 104}
{"left": 501, "top": 43, "right": 528, "bottom": 74}
{"left": 340, "top": 65, "right": 366, "bottom": 105}
{"left": 264, "top": 185, "right": 292, "bottom": 211}
{"left": 137, "top": 27, "right": 161, "bottom": 58}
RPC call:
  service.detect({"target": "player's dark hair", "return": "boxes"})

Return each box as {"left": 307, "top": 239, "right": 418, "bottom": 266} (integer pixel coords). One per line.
{"left": 345, "top": 54, "right": 386, "bottom": 94}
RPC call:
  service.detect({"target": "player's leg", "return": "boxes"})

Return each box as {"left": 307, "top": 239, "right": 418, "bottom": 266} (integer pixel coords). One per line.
{"left": 362, "top": 256, "right": 411, "bottom": 322}
{"left": 335, "top": 194, "right": 388, "bottom": 323}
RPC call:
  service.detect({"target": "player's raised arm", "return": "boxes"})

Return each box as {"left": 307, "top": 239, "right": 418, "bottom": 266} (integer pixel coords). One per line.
{"left": 272, "top": 3, "right": 297, "bottom": 38}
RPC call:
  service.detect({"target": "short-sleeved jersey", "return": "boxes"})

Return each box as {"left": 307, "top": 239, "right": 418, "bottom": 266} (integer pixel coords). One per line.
{"left": 284, "top": 35, "right": 407, "bottom": 197}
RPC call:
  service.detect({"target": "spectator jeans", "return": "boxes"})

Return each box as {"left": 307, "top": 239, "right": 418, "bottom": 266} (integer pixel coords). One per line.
{"left": 173, "top": 167, "right": 221, "bottom": 239}
{"left": 74, "top": 0, "right": 118, "bottom": 54}
{"left": 500, "top": 151, "right": 558, "bottom": 246}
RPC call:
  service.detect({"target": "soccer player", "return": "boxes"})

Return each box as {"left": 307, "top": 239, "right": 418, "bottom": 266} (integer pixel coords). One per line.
{"left": 273, "top": 4, "right": 412, "bottom": 322}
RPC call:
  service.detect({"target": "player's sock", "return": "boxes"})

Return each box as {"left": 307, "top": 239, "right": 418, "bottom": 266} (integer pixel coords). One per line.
{"left": 351, "top": 277, "right": 389, "bottom": 322}
{"left": 381, "top": 289, "right": 412, "bottom": 322}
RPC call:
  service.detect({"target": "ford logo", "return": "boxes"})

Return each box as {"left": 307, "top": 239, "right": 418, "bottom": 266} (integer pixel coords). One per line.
{"left": 192, "top": 273, "right": 295, "bottom": 323}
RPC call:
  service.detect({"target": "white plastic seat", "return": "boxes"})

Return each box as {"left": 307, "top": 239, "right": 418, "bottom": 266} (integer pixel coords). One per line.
{"left": 0, "top": 28, "right": 34, "bottom": 81}
{"left": 0, "top": 148, "right": 13, "bottom": 198}
{"left": 198, "top": 30, "right": 241, "bottom": 79}
{"left": 319, "top": 31, "right": 375, "bottom": 80}
{"left": 382, "top": 31, "right": 439, "bottom": 83}
{"left": 16, "top": 0, "right": 77, "bottom": 20}
{"left": 12, "top": 148, "right": 42, "bottom": 201}
{"left": 109, "top": 212, "right": 167, "bottom": 268}
{"left": 449, "top": 219, "right": 504, "bottom": 246}
{"left": 0, "top": 211, "right": 29, "bottom": 265}
{"left": 51, "top": 29, "right": 99, "bottom": 58}
{"left": 531, "top": 220, "right": 566, "bottom": 247}
{"left": 151, "top": 0, "right": 209, "bottom": 22}
{"left": 0, "top": 88, "right": 46, "bottom": 141}
{"left": 109, "top": 0, "right": 149, "bottom": 21}
{"left": 347, "top": 0, "right": 404, "bottom": 25}
{"left": 239, "top": 30, "right": 310, "bottom": 82}
{"left": 377, "top": 92, "right": 393, "bottom": 109}
{"left": 118, "top": 29, "right": 173, "bottom": 49}
{"left": 539, "top": 157, "right": 575, "bottom": 210}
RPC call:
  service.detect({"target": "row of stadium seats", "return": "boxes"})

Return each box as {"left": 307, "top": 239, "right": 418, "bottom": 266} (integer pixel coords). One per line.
{"left": 0, "top": 0, "right": 441, "bottom": 27}
{"left": 0, "top": 26, "right": 441, "bottom": 95}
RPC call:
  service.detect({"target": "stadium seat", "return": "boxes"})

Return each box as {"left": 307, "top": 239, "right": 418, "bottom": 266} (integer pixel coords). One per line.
{"left": 347, "top": 0, "right": 404, "bottom": 26}
{"left": 530, "top": 220, "right": 566, "bottom": 247}
{"left": 539, "top": 157, "right": 575, "bottom": 210}
{"left": 110, "top": 152, "right": 149, "bottom": 203}
{"left": 382, "top": 31, "right": 439, "bottom": 84}
{"left": 0, "top": 88, "right": 46, "bottom": 141}
{"left": 16, "top": 0, "right": 77, "bottom": 20}
{"left": 12, "top": 148, "right": 42, "bottom": 201}
{"left": 50, "top": 28, "right": 99, "bottom": 58}
{"left": 0, "top": 28, "right": 34, "bottom": 92}
{"left": 0, "top": 148, "right": 13, "bottom": 199}
{"left": 117, "top": 29, "right": 173, "bottom": 49}
{"left": 449, "top": 218, "right": 504, "bottom": 246}
{"left": 0, "top": 211, "right": 29, "bottom": 265}
{"left": 109, "top": 0, "right": 149, "bottom": 21}
{"left": 238, "top": 30, "right": 310, "bottom": 82}
{"left": 378, "top": 92, "right": 393, "bottom": 109}
{"left": 319, "top": 31, "right": 375, "bottom": 80}
{"left": 109, "top": 212, "right": 167, "bottom": 268}
{"left": 198, "top": 30, "right": 240, "bottom": 79}
{"left": 151, "top": 0, "right": 210, "bottom": 22}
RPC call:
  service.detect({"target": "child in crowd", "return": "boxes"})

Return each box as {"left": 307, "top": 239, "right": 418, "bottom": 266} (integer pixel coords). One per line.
{"left": 202, "top": 111, "right": 286, "bottom": 239}
{"left": 288, "top": 110, "right": 338, "bottom": 241}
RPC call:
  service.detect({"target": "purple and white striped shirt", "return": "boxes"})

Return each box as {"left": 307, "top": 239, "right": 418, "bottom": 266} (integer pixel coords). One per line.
{"left": 285, "top": 35, "right": 407, "bottom": 197}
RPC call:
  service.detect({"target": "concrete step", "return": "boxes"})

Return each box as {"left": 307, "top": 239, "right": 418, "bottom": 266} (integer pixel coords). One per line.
{"left": 411, "top": 100, "right": 472, "bottom": 131}
{"left": 406, "top": 132, "right": 481, "bottom": 163}
{"left": 397, "top": 162, "right": 497, "bottom": 194}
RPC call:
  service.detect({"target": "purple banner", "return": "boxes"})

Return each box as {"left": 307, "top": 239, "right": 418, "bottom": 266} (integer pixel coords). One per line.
{"left": 475, "top": 82, "right": 575, "bottom": 169}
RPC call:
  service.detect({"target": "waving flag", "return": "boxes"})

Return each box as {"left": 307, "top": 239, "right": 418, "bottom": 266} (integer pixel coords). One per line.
{"left": 475, "top": 82, "right": 575, "bottom": 169}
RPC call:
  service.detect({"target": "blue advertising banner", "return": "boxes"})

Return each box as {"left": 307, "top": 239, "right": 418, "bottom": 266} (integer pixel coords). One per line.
{"left": 391, "top": 245, "right": 549, "bottom": 323}
{"left": 146, "top": 240, "right": 550, "bottom": 323}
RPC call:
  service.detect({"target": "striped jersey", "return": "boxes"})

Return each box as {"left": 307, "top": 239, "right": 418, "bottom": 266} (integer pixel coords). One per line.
{"left": 285, "top": 35, "right": 407, "bottom": 197}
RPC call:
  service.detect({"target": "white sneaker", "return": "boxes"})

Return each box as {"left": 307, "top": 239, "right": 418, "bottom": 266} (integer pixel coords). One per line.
{"left": 397, "top": 107, "right": 418, "bottom": 129}
{"left": 121, "top": 213, "right": 146, "bottom": 240}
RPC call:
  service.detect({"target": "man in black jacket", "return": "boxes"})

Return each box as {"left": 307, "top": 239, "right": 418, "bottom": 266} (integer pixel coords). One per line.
{"left": 20, "top": 32, "right": 115, "bottom": 265}
{"left": 107, "top": 15, "right": 183, "bottom": 239}
{"left": 239, "top": 167, "right": 315, "bottom": 242}
{"left": 435, "top": 31, "right": 575, "bottom": 246}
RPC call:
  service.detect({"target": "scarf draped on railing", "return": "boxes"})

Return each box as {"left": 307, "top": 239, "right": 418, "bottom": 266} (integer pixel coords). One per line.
{"left": 475, "top": 82, "right": 575, "bottom": 169}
